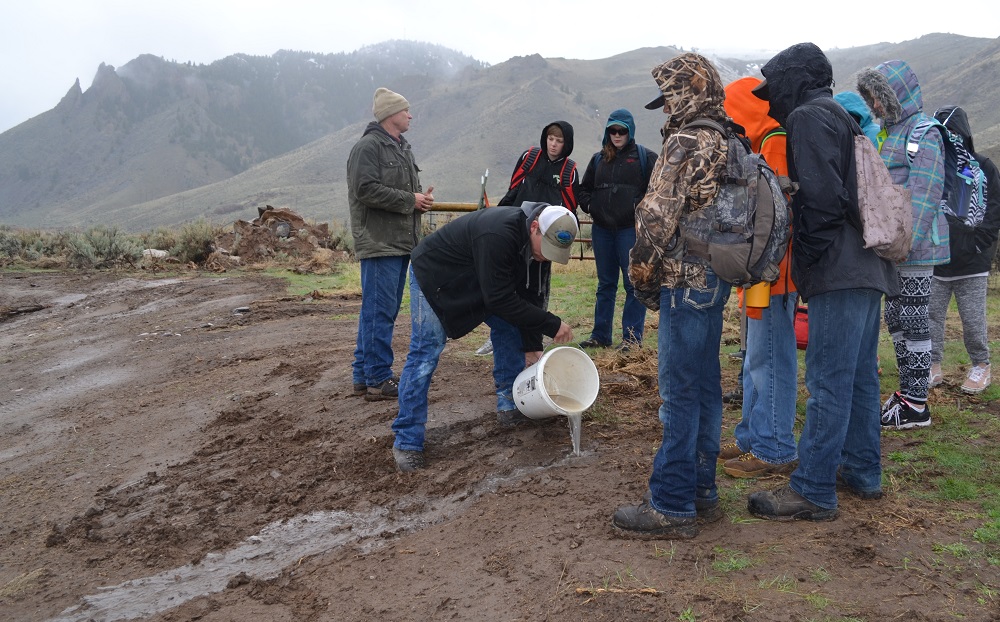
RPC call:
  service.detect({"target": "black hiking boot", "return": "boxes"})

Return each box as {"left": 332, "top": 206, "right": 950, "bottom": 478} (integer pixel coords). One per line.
{"left": 747, "top": 485, "right": 838, "bottom": 522}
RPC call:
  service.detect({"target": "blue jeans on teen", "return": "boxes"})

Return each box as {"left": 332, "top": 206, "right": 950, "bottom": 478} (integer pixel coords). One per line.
{"left": 394, "top": 268, "right": 525, "bottom": 452}
{"left": 352, "top": 255, "right": 408, "bottom": 387}
{"left": 590, "top": 223, "right": 646, "bottom": 344}
{"left": 735, "top": 294, "right": 799, "bottom": 465}
{"left": 790, "top": 288, "right": 883, "bottom": 509}
{"left": 648, "top": 270, "right": 731, "bottom": 517}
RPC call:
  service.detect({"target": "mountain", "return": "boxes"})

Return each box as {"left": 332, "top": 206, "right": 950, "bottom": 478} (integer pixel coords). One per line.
{"left": 1, "top": 34, "right": 998, "bottom": 231}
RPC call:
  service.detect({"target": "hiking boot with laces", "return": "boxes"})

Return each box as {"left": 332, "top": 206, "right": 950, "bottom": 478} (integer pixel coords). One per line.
{"left": 641, "top": 490, "right": 724, "bottom": 525}
{"left": 929, "top": 363, "right": 943, "bottom": 388}
{"left": 392, "top": 447, "right": 425, "bottom": 472}
{"left": 723, "top": 453, "right": 796, "bottom": 479}
{"left": 961, "top": 363, "right": 991, "bottom": 394}
{"left": 717, "top": 441, "right": 747, "bottom": 464}
{"left": 366, "top": 376, "right": 399, "bottom": 402}
{"left": 612, "top": 500, "right": 698, "bottom": 539}
{"left": 747, "top": 485, "right": 839, "bottom": 522}
{"left": 880, "top": 396, "right": 931, "bottom": 430}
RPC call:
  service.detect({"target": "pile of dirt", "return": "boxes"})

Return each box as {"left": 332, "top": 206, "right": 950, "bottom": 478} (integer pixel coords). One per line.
{"left": 213, "top": 205, "right": 349, "bottom": 272}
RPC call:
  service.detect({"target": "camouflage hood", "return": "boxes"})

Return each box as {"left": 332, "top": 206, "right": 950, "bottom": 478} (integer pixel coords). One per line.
{"left": 648, "top": 53, "right": 727, "bottom": 136}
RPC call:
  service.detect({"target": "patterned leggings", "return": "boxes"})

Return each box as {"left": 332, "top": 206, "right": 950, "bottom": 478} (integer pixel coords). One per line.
{"left": 884, "top": 267, "right": 933, "bottom": 403}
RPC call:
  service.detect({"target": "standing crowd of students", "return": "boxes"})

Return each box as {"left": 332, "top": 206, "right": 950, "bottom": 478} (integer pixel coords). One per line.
{"left": 346, "top": 42, "right": 999, "bottom": 537}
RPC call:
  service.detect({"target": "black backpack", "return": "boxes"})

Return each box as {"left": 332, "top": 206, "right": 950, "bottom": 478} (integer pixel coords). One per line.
{"left": 677, "top": 119, "right": 791, "bottom": 287}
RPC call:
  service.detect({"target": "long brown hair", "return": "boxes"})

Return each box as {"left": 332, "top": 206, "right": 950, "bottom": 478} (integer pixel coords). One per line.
{"left": 600, "top": 141, "right": 618, "bottom": 163}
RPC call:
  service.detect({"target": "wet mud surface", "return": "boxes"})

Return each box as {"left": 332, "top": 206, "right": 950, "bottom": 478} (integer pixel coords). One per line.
{"left": 1, "top": 271, "right": 998, "bottom": 621}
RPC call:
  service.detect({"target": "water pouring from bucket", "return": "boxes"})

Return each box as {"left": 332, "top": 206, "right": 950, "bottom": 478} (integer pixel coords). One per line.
{"left": 512, "top": 346, "right": 600, "bottom": 455}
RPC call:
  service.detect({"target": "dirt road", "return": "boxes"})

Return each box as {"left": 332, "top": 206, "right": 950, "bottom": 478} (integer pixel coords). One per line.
{"left": 1, "top": 271, "right": 997, "bottom": 621}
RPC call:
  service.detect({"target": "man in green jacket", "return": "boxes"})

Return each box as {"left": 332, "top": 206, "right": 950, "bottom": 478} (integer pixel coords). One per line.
{"left": 347, "top": 87, "right": 434, "bottom": 401}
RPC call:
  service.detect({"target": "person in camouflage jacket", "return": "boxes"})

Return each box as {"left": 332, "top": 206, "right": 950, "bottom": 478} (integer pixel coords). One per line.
{"left": 613, "top": 53, "right": 733, "bottom": 540}
{"left": 627, "top": 56, "right": 728, "bottom": 310}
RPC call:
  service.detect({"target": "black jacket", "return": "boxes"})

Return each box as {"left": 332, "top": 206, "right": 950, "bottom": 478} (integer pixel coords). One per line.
{"left": 932, "top": 106, "right": 1000, "bottom": 277}
{"left": 578, "top": 142, "right": 656, "bottom": 229}
{"left": 410, "top": 203, "right": 562, "bottom": 351}
{"left": 498, "top": 121, "right": 580, "bottom": 212}
{"left": 760, "top": 43, "right": 899, "bottom": 300}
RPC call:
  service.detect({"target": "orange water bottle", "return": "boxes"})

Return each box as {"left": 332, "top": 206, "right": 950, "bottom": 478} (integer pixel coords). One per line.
{"left": 745, "top": 281, "right": 771, "bottom": 308}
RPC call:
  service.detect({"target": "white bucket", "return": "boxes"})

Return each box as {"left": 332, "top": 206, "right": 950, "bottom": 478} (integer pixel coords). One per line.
{"left": 513, "top": 346, "right": 600, "bottom": 419}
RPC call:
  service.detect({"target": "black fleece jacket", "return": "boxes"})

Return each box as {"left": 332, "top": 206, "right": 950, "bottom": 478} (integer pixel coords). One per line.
{"left": 411, "top": 203, "right": 562, "bottom": 351}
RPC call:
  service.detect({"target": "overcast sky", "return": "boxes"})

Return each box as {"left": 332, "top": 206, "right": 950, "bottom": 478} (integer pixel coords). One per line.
{"left": 1, "top": 0, "right": 997, "bottom": 134}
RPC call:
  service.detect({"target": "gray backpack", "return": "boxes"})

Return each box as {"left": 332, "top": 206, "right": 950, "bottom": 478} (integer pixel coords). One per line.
{"left": 678, "top": 119, "right": 790, "bottom": 287}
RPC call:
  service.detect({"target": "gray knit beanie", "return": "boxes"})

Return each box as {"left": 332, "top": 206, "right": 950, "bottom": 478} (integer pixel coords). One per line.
{"left": 373, "top": 87, "right": 410, "bottom": 122}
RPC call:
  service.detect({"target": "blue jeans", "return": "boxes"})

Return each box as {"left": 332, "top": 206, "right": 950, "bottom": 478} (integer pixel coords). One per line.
{"left": 352, "top": 255, "right": 408, "bottom": 387}
{"left": 648, "top": 271, "right": 731, "bottom": 517}
{"left": 394, "top": 268, "right": 525, "bottom": 451}
{"left": 790, "top": 288, "right": 883, "bottom": 509}
{"left": 735, "top": 294, "right": 798, "bottom": 464}
{"left": 590, "top": 224, "right": 646, "bottom": 344}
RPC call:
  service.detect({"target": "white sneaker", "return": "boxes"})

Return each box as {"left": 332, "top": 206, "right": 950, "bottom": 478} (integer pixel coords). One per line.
{"left": 475, "top": 339, "right": 493, "bottom": 356}
{"left": 961, "top": 363, "right": 991, "bottom": 394}
{"left": 929, "top": 363, "right": 943, "bottom": 388}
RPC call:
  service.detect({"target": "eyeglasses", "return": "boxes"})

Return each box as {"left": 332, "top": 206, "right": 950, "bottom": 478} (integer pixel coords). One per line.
{"left": 607, "top": 127, "right": 629, "bottom": 136}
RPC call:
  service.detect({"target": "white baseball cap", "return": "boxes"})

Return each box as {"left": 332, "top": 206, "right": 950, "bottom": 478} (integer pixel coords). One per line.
{"left": 537, "top": 205, "right": 578, "bottom": 264}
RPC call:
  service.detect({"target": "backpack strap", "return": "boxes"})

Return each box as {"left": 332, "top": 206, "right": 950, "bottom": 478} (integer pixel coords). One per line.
{"left": 558, "top": 158, "right": 577, "bottom": 209}
{"left": 637, "top": 145, "right": 649, "bottom": 179}
{"left": 509, "top": 146, "right": 542, "bottom": 190}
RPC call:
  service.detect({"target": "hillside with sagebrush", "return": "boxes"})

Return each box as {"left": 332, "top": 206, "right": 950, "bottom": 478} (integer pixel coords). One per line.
{"left": 1, "top": 34, "right": 998, "bottom": 231}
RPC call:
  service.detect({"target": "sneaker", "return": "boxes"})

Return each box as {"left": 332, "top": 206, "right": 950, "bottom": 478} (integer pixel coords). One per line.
{"left": 612, "top": 500, "right": 698, "bottom": 539}
{"left": 392, "top": 447, "right": 425, "bottom": 472}
{"left": 579, "top": 338, "right": 612, "bottom": 349}
{"left": 475, "top": 339, "right": 493, "bottom": 356}
{"left": 929, "top": 363, "right": 943, "bottom": 388}
{"left": 497, "top": 408, "right": 534, "bottom": 427}
{"left": 747, "top": 485, "right": 839, "bottom": 522}
{"left": 729, "top": 349, "right": 746, "bottom": 361}
{"left": 722, "top": 389, "right": 743, "bottom": 405}
{"left": 723, "top": 454, "right": 796, "bottom": 479}
{"left": 961, "top": 363, "right": 991, "bottom": 394}
{"left": 880, "top": 397, "right": 931, "bottom": 430}
{"left": 366, "top": 377, "right": 399, "bottom": 402}
{"left": 352, "top": 382, "right": 367, "bottom": 396}
{"left": 882, "top": 391, "right": 902, "bottom": 412}
{"left": 717, "top": 441, "right": 747, "bottom": 464}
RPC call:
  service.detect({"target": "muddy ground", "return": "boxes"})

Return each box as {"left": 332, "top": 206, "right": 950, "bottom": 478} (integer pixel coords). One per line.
{"left": 1, "top": 270, "right": 998, "bottom": 622}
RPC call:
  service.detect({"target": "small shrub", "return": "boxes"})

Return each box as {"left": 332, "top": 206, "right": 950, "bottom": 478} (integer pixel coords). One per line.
{"left": 171, "top": 217, "right": 218, "bottom": 263}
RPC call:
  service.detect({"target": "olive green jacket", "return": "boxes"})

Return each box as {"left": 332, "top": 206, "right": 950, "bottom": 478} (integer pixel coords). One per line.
{"left": 346, "top": 122, "right": 424, "bottom": 259}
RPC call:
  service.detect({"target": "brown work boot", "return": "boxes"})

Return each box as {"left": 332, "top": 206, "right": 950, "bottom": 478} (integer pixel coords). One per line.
{"left": 748, "top": 485, "right": 839, "bottom": 522}
{"left": 723, "top": 453, "right": 795, "bottom": 479}
{"left": 717, "top": 441, "right": 747, "bottom": 464}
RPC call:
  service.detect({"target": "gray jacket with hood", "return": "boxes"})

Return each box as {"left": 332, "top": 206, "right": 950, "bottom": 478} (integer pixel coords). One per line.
{"left": 758, "top": 42, "right": 899, "bottom": 300}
